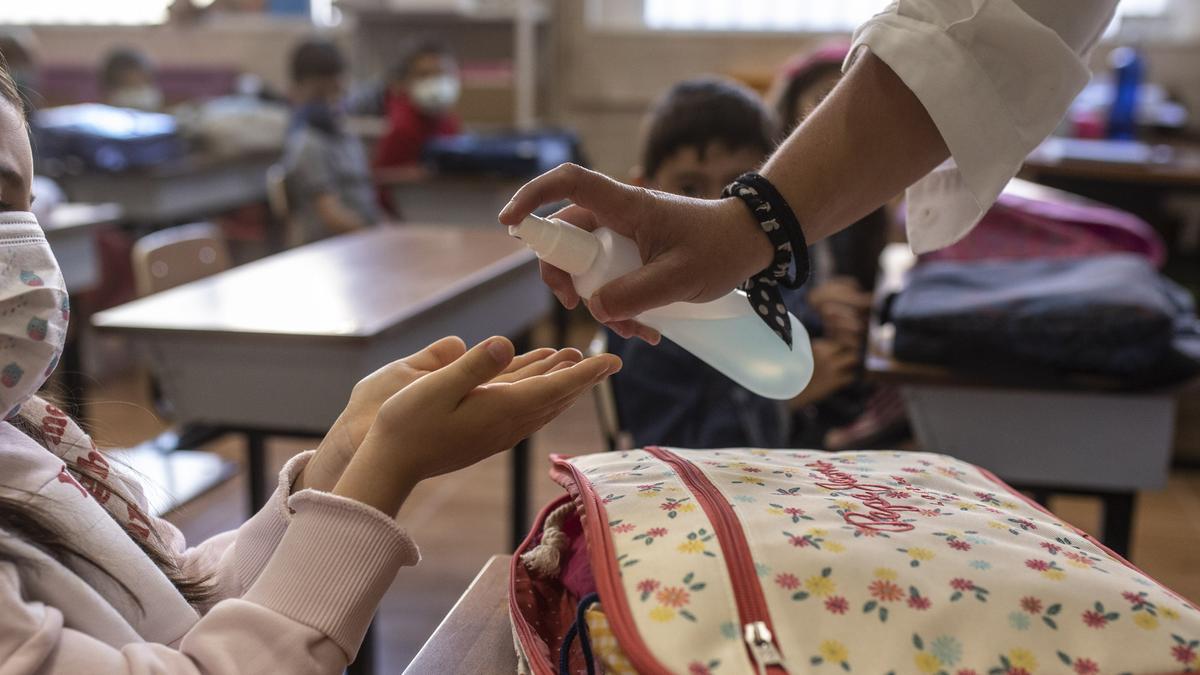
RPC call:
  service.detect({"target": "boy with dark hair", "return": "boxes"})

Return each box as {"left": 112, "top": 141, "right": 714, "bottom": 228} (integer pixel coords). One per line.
{"left": 99, "top": 47, "right": 161, "bottom": 111}
{"left": 610, "top": 76, "right": 861, "bottom": 449}
{"left": 373, "top": 39, "right": 462, "bottom": 171}
{"left": 282, "top": 37, "right": 379, "bottom": 246}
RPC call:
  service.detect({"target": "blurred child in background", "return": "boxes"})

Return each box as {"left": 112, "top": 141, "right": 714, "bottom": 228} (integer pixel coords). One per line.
{"left": 608, "top": 77, "right": 862, "bottom": 449}
{"left": 99, "top": 47, "right": 162, "bottom": 112}
{"left": 281, "top": 38, "right": 380, "bottom": 246}
{"left": 372, "top": 39, "right": 462, "bottom": 172}
{"left": 0, "top": 29, "right": 40, "bottom": 117}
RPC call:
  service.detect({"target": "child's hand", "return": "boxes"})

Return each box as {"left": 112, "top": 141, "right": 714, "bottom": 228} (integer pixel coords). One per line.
{"left": 297, "top": 337, "right": 584, "bottom": 492}
{"left": 808, "top": 276, "right": 871, "bottom": 311}
{"left": 808, "top": 277, "right": 871, "bottom": 352}
{"left": 790, "top": 338, "right": 858, "bottom": 409}
{"left": 333, "top": 336, "right": 620, "bottom": 516}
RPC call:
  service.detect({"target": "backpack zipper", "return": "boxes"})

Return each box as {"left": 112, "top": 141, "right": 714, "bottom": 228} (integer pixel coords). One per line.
{"left": 646, "top": 447, "right": 790, "bottom": 675}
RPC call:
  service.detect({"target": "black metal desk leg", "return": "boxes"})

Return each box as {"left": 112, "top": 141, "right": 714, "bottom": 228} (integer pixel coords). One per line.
{"left": 246, "top": 431, "right": 267, "bottom": 512}
{"left": 347, "top": 621, "right": 375, "bottom": 675}
{"left": 509, "top": 331, "right": 535, "bottom": 551}
{"left": 511, "top": 438, "right": 531, "bottom": 551}
{"left": 1101, "top": 492, "right": 1136, "bottom": 560}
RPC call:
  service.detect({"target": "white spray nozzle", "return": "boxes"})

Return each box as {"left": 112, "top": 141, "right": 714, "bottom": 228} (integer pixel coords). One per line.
{"left": 508, "top": 214, "right": 600, "bottom": 276}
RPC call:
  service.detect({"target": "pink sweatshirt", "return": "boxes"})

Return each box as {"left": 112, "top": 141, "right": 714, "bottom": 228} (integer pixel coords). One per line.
{"left": 0, "top": 421, "right": 420, "bottom": 673}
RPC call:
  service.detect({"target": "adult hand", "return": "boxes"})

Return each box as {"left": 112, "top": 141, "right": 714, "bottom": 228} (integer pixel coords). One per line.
{"left": 498, "top": 163, "right": 774, "bottom": 343}
{"left": 297, "top": 336, "right": 584, "bottom": 492}
{"left": 333, "top": 336, "right": 621, "bottom": 516}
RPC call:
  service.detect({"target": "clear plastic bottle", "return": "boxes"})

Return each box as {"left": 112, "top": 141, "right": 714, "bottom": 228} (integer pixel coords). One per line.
{"left": 509, "top": 214, "right": 813, "bottom": 400}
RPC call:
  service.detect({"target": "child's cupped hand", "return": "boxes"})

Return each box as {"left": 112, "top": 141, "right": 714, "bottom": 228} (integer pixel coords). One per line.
{"left": 789, "top": 338, "right": 858, "bottom": 409}
{"left": 332, "top": 336, "right": 621, "bottom": 516}
{"left": 297, "top": 336, "right": 588, "bottom": 492}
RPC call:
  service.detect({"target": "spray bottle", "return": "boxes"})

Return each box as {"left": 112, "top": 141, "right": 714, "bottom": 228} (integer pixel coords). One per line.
{"left": 509, "top": 214, "right": 813, "bottom": 400}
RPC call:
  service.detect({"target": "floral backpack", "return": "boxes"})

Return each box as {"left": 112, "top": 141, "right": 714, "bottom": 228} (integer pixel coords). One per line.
{"left": 510, "top": 448, "right": 1200, "bottom": 674}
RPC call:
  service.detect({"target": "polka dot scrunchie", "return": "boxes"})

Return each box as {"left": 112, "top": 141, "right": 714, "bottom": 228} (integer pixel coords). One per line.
{"left": 721, "top": 172, "right": 810, "bottom": 348}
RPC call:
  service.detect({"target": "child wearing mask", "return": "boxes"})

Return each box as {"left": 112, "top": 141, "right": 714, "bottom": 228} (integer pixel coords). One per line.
{"left": 608, "top": 77, "right": 860, "bottom": 449}
{"left": 372, "top": 40, "right": 462, "bottom": 171}
{"left": 0, "top": 60, "right": 619, "bottom": 671}
{"left": 281, "top": 38, "right": 380, "bottom": 246}
{"left": 99, "top": 47, "right": 163, "bottom": 112}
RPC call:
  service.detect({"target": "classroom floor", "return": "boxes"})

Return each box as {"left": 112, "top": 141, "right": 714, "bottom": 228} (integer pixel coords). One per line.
{"left": 81, "top": 334, "right": 1200, "bottom": 674}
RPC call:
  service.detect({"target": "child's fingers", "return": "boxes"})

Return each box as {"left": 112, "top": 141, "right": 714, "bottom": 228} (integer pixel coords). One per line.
{"left": 494, "top": 348, "right": 583, "bottom": 384}
{"left": 399, "top": 335, "right": 468, "bottom": 372}
{"left": 421, "top": 336, "right": 516, "bottom": 402}
{"left": 515, "top": 399, "right": 582, "bottom": 439}
{"left": 502, "top": 354, "right": 620, "bottom": 412}
{"left": 827, "top": 347, "right": 860, "bottom": 374}
{"left": 498, "top": 347, "right": 557, "bottom": 376}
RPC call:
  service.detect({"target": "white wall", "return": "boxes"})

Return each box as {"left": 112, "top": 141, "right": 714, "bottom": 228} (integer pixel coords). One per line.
{"left": 547, "top": 0, "right": 1200, "bottom": 177}
{"left": 547, "top": 0, "right": 831, "bottom": 176}
{"left": 26, "top": 17, "right": 342, "bottom": 94}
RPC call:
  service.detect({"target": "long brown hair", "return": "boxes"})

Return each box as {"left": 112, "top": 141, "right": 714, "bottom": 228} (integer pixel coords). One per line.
{"left": 0, "top": 58, "right": 213, "bottom": 609}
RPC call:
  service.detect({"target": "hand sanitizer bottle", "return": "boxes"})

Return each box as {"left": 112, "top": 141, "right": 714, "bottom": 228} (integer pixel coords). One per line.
{"left": 509, "top": 214, "right": 813, "bottom": 400}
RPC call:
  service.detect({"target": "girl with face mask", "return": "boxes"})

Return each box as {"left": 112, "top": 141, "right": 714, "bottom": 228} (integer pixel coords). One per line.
{"left": 372, "top": 40, "right": 462, "bottom": 171}
{"left": 0, "top": 63, "right": 619, "bottom": 672}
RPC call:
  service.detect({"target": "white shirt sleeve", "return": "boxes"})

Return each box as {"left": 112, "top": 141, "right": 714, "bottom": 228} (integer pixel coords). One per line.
{"left": 847, "top": 0, "right": 1119, "bottom": 253}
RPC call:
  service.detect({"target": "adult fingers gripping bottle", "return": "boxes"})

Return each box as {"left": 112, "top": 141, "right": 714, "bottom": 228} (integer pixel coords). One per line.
{"left": 509, "top": 214, "right": 813, "bottom": 400}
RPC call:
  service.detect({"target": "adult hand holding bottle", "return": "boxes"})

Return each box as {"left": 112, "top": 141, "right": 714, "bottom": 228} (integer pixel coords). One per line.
{"left": 499, "top": 53, "right": 947, "bottom": 342}
{"left": 501, "top": 3, "right": 1118, "bottom": 339}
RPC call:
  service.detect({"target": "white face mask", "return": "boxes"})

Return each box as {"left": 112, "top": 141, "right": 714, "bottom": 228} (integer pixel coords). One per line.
{"left": 110, "top": 85, "right": 164, "bottom": 112}
{"left": 409, "top": 75, "right": 460, "bottom": 114}
{"left": 0, "top": 212, "right": 70, "bottom": 419}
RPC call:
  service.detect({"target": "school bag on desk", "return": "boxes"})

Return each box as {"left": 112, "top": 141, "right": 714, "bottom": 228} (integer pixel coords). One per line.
{"left": 421, "top": 129, "right": 582, "bottom": 178}
{"left": 512, "top": 448, "right": 1200, "bottom": 674}
{"left": 33, "top": 104, "right": 185, "bottom": 173}
{"left": 916, "top": 187, "right": 1166, "bottom": 268}
{"left": 888, "top": 254, "right": 1200, "bottom": 386}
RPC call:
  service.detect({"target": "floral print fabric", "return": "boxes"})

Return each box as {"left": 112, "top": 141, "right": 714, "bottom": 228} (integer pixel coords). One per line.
{"left": 566, "top": 449, "right": 1200, "bottom": 674}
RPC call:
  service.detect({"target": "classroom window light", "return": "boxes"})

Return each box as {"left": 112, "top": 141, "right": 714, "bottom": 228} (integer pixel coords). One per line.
{"left": 637, "top": 0, "right": 1171, "bottom": 34}
{"left": 0, "top": 0, "right": 334, "bottom": 26}
{"left": 644, "top": 0, "right": 888, "bottom": 32}
{"left": 0, "top": 0, "right": 173, "bottom": 25}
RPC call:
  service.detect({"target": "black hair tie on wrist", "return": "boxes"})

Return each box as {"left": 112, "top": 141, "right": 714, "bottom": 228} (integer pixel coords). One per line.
{"left": 721, "top": 172, "right": 811, "bottom": 349}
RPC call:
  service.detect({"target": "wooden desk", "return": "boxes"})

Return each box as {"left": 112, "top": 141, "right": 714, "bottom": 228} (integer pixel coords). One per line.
{"left": 93, "top": 225, "right": 551, "bottom": 526}
{"left": 44, "top": 202, "right": 122, "bottom": 293}
{"left": 1022, "top": 138, "right": 1200, "bottom": 188}
{"left": 56, "top": 150, "right": 277, "bottom": 226}
{"left": 378, "top": 171, "right": 528, "bottom": 227}
{"left": 867, "top": 242, "right": 1185, "bottom": 557}
{"left": 405, "top": 555, "right": 516, "bottom": 675}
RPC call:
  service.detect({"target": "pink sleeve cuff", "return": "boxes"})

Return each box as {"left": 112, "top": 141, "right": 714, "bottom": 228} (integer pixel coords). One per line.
{"left": 230, "top": 450, "right": 315, "bottom": 593}
{"left": 242, "top": 489, "right": 419, "bottom": 660}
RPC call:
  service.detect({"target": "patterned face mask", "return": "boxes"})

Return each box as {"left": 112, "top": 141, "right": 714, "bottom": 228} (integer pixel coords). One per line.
{"left": 0, "top": 212, "right": 70, "bottom": 419}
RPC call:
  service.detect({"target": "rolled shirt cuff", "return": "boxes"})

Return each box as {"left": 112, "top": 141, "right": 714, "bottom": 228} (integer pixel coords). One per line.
{"left": 848, "top": 2, "right": 1090, "bottom": 253}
